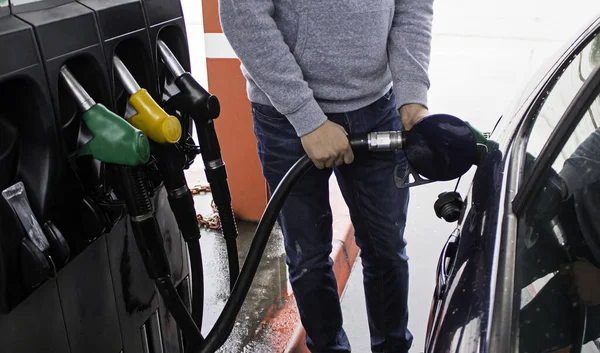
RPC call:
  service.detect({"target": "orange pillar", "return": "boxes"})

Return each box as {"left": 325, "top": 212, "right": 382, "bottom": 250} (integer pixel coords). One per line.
{"left": 201, "top": 0, "right": 268, "bottom": 222}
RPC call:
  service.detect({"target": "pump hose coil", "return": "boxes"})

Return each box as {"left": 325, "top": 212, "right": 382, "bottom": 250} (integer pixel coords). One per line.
{"left": 117, "top": 166, "right": 153, "bottom": 217}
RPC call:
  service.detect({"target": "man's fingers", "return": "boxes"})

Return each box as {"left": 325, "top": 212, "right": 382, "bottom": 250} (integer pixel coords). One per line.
{"left": 325, "top": 157, "right": 336, "bottom": 169}
{"left": 313, "top": 160, "right": 325, "bottom": 169}
{"left": 343, "top": 150, "right": 354, "bottom": 164}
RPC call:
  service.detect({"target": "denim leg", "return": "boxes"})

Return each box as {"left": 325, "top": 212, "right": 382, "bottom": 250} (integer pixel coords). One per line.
{"left": 330, "top": 91, "right": 413, "bottom": 353}
{"left": 251, "top": 103, "right": 351, "bottom": 353}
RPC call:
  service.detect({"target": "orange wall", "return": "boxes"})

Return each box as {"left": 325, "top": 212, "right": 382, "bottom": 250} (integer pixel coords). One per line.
{"left": 201, "top": 0, "right": 221, "bottom": 34}
{"left": 207, "top": 58, "right": 268, "bottom": 222}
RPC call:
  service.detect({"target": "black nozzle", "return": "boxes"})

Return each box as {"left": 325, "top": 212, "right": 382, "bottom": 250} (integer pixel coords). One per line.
{"left": 172, "top": 73, "right": 220, "bottom": 122}
{"left": 403, "top": 114, "right": 479, "bottom": 182}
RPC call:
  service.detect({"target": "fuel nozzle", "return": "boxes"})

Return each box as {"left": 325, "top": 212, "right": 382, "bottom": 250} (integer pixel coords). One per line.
{"left": 113, "top": 55, "right": 182, "bottom": 144}
{"left": 157, "top": 39, "right": 220, "bottom": 120}
{"left": 349, "top": 131, "right": 405, "bottom": 151}
{"left": 349, "top": 114, "right": 480, "bottom": 188}
{"left": 59, "top": 65, "right": 150, "bottom": 166}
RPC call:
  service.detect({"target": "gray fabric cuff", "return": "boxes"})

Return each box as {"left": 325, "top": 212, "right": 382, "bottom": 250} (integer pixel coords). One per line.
{"left": 285, "top": 97, "right": 329, "bottom": 137}
{"left": 394, "top": 80, "right": 430, "bottom": 110}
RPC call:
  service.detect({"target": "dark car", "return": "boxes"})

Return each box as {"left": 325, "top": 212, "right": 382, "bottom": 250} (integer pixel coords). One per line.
{"left": 425, "top": 13, "right": 600, "bottom": 353}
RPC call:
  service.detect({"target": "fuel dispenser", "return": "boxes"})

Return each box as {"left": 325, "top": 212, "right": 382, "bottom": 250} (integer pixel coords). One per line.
{"left": 1, "top": 0, "right": 191, "bottom": 351}
{"left": 0, "top": 9, "right": 71, "bottom": 352}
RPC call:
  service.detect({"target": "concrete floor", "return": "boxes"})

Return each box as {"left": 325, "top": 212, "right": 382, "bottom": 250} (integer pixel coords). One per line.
{"left": 179, "top": 1, "right": 600, "bottom": 352}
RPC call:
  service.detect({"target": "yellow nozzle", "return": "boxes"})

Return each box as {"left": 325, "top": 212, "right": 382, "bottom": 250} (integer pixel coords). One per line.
{"left": 128, "top": 89, "right": 182, "bottom": 144}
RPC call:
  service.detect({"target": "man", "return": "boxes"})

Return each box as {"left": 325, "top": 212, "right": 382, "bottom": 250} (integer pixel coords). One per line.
{"left": 219, "top": 1, "right": 434, "bottom": 352}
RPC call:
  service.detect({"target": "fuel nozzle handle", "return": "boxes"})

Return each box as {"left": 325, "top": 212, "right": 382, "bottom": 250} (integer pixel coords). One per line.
{"left": 113, "top": 55, "right": 182, "bottom": 144}
{"left": 59, "top": 65, "right": 150, "bottom": 166}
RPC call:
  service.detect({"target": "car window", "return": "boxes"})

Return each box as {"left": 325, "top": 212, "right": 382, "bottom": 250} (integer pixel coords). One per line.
{"left": 525, "top": 34, "right": 600, "bottom": 169}
{"left": 516, "top": 33, "right": 600, "bottom": 352}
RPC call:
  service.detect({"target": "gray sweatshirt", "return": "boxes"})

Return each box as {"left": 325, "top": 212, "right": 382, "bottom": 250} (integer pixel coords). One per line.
{"left": 219, "top": 0, "right": 434, "bottom": 137}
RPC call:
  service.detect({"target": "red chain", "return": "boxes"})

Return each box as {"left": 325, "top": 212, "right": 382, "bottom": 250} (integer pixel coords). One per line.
{"left": 190, "top": 185, "right": 211, "bottom": 194}
{"left": 191, "top": 185, "right": 221, "bottom": 230}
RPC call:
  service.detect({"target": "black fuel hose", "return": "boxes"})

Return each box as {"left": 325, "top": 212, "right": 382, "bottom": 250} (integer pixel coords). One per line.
{"left": 196, "top": 154, "right": 313, "bottom": 352}
{"left": 187, "top": 239, "right": 204, "bottom": 328}
{"left": 155, "top": 144, "right": 205, "bottom": 329}
{"left": 194, "top": 114, "right": 239, "bottom": 292}
{"left": 168, "top": 73, "right": 240, "bottom": 290}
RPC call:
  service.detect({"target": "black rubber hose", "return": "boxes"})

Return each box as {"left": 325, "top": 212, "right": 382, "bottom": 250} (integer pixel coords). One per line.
{"left": 155, "top": 144, "right": 206, "bottom": 329}
{"left": 155, "top": 277, "right": 205, "bottom": 349}
{"left": 169, "top": 74, "right": 240, "bottom": 289}
{"left": 188, "top": 240, "right": 205, "bottom": 330}
{"left": 225, "top": 237, "right": 239, "bottom": 289}
{"left": 349, "top": 133, "right": 369, "bottom": 150}
{"left": 199, "top": 123, "right": 240, "bottom": 290}
{"left": 197, "top": 155, "right": 313, "bottom": 353}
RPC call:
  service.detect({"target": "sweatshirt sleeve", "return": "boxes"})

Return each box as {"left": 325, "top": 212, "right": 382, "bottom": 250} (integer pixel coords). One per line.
{"left": 219, "top": 0, "right": 327, "bottom": 137}
{"left": 387, "top": 0, "right": 434, "bottom": 110}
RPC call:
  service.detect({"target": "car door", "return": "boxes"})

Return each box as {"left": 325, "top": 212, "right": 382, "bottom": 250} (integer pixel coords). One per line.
{"left": 506, "top": 30, "right": 600, "bottom": 353}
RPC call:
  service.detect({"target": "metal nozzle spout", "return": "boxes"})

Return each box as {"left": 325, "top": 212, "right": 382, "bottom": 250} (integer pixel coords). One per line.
{"left": 59, "top": 65, "right": 96, "bottom": 112}
{"left": 157, "top": 39, "right": 186, "bottom": 78}
{"left": 113, "top": 55, "right": 142, "bottom": 95}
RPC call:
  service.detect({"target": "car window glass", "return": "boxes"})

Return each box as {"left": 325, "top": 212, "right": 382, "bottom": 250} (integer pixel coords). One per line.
{"left": 525, "top": 34, "right": 600, "bottom": 166}
{"left": 517, "top": 87, "right": 600, "bottom": 352}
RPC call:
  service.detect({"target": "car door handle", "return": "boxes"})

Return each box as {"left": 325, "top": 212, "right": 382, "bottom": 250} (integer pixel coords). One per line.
{"left": 436, "top": 230, "right": 459, "bottom": 299}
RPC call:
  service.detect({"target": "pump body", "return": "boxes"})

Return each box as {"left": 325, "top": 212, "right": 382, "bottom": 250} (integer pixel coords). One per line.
{"left": 0, "top": 1, "right": 193, "bottom": 352}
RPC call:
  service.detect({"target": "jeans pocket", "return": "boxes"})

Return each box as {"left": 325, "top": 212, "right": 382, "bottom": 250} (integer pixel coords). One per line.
{"left": 374, "top": 88, "right": 395, "bottom": 112}
{"left": 252, "top": 103, "right": 285, "bottom": 121}
{"left": 252, "top": 102, "right": 291, "bottom": 139}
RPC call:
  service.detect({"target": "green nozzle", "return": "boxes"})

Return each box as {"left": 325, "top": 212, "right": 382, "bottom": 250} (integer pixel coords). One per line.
{"left": 79, "top": 104, "right": 150, "bottom": 166}
{"left": 465, "top": 121, "right": 489, "bottom": 145}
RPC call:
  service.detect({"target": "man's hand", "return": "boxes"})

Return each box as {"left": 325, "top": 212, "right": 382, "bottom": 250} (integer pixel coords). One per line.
{"left": 399, "top": 103, "right": 429, "bottom": 130}
{"left": 300, "top": 120, "right": 354, "bottom": 169}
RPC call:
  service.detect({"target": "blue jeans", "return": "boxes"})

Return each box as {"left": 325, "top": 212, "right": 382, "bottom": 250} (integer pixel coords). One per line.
{"left": 251, "top": 90, "right": 413, "bottom": 353}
